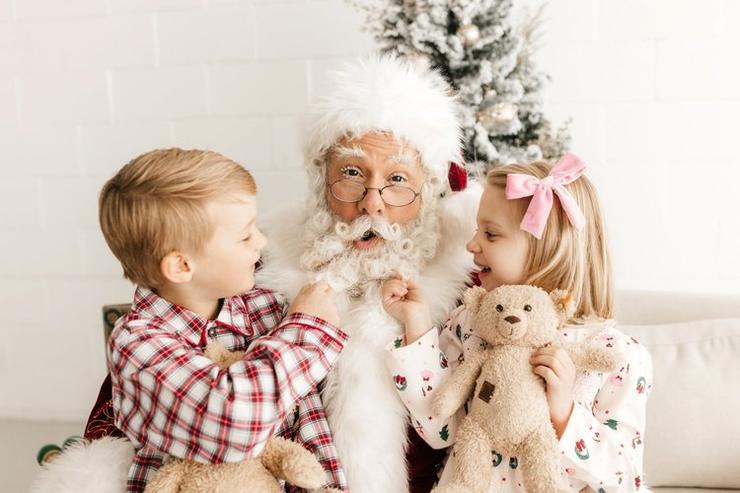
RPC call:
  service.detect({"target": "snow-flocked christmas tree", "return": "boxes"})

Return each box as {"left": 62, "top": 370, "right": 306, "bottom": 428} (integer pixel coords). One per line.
{"left": 348, "top": 0, "right": 570, "bottom": 175}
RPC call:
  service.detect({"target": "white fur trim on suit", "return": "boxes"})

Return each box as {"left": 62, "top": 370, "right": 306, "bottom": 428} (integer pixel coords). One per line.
{"left": 256, "top": 182, "right": 482, "bottom": 493}
{"left": 30, "top": 437, "right": 133, "bottom": 493}
{"left": 304, "top": 54, "right": 462, "bottom": 186}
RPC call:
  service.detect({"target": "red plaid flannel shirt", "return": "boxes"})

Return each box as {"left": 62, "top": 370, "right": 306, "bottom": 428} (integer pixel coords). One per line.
{"left": 108, "top": 286, "right": 348, "bottom": 492}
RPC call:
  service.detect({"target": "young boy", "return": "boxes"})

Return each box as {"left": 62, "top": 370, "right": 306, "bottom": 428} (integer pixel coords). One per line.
{"left": 99, "top": 148, "right": 348, "bottom": 492}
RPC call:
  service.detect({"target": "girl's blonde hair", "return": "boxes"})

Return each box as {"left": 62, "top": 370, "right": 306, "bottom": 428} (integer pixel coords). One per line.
{"left": 486, "top": 161, "right": 613, "bottom": 320}
{"left": 99, "top": 148, "right": 256, "bottom": 289}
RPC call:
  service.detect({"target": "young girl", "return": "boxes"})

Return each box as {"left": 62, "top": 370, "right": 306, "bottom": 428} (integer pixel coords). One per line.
{"left": 382, "top": 154, "right": 653, "bottom": 492}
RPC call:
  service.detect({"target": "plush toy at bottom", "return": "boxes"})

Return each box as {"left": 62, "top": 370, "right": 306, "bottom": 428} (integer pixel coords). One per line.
{"left": 144, "top": 342, "right": 341, "bottom": 493}
{"left": 431, "top": 285, "right": 624, "bottom": 493}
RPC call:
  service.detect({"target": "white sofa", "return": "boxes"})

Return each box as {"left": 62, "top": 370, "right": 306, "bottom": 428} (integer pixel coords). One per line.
{"left": 615, "top": 290, "right": 740, "bottom": 492}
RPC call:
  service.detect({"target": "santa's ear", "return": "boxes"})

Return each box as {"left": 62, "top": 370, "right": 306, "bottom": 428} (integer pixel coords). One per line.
{"left": 463, "top": 286, "right": 488, "bottom": 315}
{"left": 550, "top": 289, "right": 576, "bottom": 321}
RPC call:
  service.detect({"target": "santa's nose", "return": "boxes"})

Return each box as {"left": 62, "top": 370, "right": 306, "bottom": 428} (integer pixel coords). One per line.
{"left": 504, "top": 315, "right": 521, "bottom": 324}
{"left": 359, "top": 188, "right": 385, "bottom": 216}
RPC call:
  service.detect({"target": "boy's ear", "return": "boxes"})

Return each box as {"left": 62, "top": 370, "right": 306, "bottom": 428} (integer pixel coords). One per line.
{"left": 160, "top": 251, "right": 194, "bottom": 284}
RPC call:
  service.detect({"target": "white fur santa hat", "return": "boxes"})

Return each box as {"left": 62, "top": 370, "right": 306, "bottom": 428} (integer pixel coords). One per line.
{"left": 303, "top": 54, "right": 466, "bottom": 191}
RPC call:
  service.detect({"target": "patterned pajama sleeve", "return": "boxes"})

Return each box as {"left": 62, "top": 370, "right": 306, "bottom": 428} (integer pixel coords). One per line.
{"left": 385, "top": 305, "right": 471, "bottom": 450}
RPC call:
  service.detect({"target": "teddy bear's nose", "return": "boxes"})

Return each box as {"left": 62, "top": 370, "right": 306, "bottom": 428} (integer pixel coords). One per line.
{"left": 504, "top": 315, "right": 521, "bottom": 324}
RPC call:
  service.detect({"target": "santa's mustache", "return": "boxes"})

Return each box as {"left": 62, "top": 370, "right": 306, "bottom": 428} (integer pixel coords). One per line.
{"left": 335, "top": 215, "right": 403, "bottom": 242}
{"left": 300, "top": 215, "right": 413, "bottom": 273}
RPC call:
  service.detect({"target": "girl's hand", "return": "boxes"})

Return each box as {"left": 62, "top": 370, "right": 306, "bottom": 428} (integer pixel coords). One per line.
{"left": 381, "top": 275, "right": 432, "bottom": 344}
{"left": 530, "top": 345, "right": 576, "bottom": 439}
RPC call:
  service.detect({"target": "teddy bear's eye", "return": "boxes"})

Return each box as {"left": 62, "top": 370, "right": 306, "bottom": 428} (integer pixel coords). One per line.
{"left": 524, "top": 304, "right": 532, "bottom": 312}
{"left": 495, "top": 304, "right": 504, "bottom": 312}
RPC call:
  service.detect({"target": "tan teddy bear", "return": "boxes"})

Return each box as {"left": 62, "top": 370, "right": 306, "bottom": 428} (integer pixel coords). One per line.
{"left": 143, "top": 342, "right": 341, "bottom": 493}
{"left": 431, "top": 285, "right": 624, "bottom": 493}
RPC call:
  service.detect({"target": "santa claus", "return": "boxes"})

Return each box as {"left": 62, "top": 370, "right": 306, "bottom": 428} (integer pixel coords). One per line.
{"left": 256, "top": 55, "right": 480, "bottom": 493}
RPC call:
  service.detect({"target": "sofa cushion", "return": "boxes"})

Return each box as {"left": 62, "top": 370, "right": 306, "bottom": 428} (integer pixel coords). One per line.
{"left": 621, "top": 318, "right": 740, "bottom": 489}
{"left": 616, "top": 291, "right": 740, "bottom": 325}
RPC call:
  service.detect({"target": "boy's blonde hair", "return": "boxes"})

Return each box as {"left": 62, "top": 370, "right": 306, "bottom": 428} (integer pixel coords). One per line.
{"left": 486, "top": 161, "right": 613, "bottom": 320}
{"left": 99, "top": 148, "right": 256, "bottom": 289}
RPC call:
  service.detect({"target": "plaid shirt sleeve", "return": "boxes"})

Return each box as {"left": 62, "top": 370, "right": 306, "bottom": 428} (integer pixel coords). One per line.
{"left": 279, "top": 389, "right": 348, "bottom": 492}
{"left": 109, "top": 307, "right": 347, "bottom": 492}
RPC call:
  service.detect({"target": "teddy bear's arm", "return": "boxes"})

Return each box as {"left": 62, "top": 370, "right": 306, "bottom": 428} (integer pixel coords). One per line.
{"left": 565, "top": 342, "right": 624, "bottom": 373}
{"left": 260, "top": 437, "right": 327, "bottom": 489}
{"left": 432, "top": 350, "right": 486, "bottom": 419}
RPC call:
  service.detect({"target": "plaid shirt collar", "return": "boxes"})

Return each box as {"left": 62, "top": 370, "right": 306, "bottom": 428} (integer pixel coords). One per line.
{"left": 132, "top": 286, "right": 251, "bottom": 347}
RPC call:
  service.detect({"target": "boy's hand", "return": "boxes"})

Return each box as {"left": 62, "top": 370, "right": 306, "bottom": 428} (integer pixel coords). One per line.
{"left": 530, "top": 346, "right": 576, "bottom": 439}
{"left": 288, "top": 282, "right": 339, "bottom": 327}
{"left": 381, "top": 275, "right": 432, "bottom": 344}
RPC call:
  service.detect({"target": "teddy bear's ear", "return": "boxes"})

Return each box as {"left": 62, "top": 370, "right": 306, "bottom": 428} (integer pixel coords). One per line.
{"left": 204, "top": 341, "right": 228, "bottom": 362}
{"left": 463, "top": 286, "right": 488, "bottom": 314}
{"left": 204, "top": 341, "right": 244, "bottom": 369}
{"left": 550, "top": 289, "right": 576, "bottom": 321}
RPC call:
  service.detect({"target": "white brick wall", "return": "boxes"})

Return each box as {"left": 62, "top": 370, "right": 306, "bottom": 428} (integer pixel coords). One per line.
{"left": 157, "top": 8, "right": 257, "bottom": 64}
{"left": 0, "top": 0, "right": 11, "bottom": 21}
{"left": 209, "top": 61, "right": 309, "bottom": 115}
{"left": 0, "top": 0, "right": 738, "bottom": 420}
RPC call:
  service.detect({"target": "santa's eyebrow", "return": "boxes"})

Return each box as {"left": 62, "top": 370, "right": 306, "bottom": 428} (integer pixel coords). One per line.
{"left": 332, "top": 145, "right": 367, "bottom": 159}
{"left": 389, "top": 150, "right": 416, "bottom": 167}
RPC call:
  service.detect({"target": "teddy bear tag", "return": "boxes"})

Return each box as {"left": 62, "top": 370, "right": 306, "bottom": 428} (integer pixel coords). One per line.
{"left": 477, "top": 380, "right": 495, "bottom": 403}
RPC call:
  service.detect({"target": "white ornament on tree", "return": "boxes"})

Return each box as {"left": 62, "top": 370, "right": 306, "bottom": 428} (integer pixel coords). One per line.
{"left": 457, "top": 22, "right": 480, "bottom": 47}
{"left": 525, "top": 144, "right": 543, "bottom": 162}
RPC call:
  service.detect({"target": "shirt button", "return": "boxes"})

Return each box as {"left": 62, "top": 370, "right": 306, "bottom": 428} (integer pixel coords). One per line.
{"left": 207, "top": 327, "right": 218, "bottom": 338}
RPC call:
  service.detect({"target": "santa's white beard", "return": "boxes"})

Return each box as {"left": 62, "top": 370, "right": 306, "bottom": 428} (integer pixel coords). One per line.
{"left": 299, "top": 208, "right": 438, "bottom": 295}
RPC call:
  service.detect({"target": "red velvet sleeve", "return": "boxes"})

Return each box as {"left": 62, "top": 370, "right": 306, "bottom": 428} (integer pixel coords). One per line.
{"left": 406, "top": 424, "right": 447, "bottom": 493}
{"left": 83, "top": 374, "right": 125, "bottom": 440}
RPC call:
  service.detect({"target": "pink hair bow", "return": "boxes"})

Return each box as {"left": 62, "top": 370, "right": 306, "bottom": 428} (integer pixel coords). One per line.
{"left": 505, "top": 153, "right": 587, "bottom": 239}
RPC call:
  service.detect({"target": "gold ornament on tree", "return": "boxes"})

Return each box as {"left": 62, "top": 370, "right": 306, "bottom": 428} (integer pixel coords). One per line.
{"left": 478, "top": 102, "right": 518, "bottom": 130}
